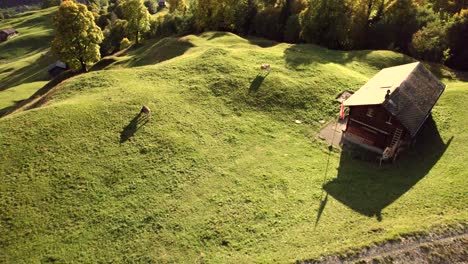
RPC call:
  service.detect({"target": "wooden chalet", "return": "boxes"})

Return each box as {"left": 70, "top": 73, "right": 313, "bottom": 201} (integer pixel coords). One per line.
{"left": 343, "top": 62, "right": 445, "bottom": 158}
{"left": 0, "top": 28, "right": 19, "bottom": 42}
{"left": 48, "top": 61, "right": 68, "bottom": 77}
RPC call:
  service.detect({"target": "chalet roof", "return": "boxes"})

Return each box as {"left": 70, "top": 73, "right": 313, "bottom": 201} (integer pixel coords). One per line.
{"left": 0, "top": 28, "right": 18, "bottom": 35}
{"left": 344, "top": 62, "right": 445, "bottom": 137}
{"left": 48, "top": 61, "right": 67, "bottom": 71}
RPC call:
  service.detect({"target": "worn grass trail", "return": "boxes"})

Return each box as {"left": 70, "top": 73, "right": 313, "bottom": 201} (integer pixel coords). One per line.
{"left": 0, "top": 31, "right": 467, "bottom": 263}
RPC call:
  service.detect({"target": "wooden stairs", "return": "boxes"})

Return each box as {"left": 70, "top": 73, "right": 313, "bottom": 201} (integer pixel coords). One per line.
{"left": 380, "top": 128, "right": 404, "bottom": 165}
{"left": 389, "top": 128, "right": 403, "bottom": 148}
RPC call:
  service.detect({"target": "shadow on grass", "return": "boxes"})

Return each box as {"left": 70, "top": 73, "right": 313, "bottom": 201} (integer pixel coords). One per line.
{"left": 314, "top": 193, "right": 328, "bottom": 228}
{"left": 126, "top": 37, "right": 194, "bottom": 67}
{"left": 0, "top": 50, "right": 56, "bottom": 91}
{"left": 323, "top": 117, "right": 452, "bottom": 221}
{"left": 89, "top": 57, "right": 119, "bottom": 71}
{"left": 120, "top": 113, "right": 149, "bottom": 143}
{"left": 206, "top": 32, "right": 229, "bottom": 40}
{"left": 283, "top": 44, "right": 413, "bottom": 70}
{"left": 249, "top": 71, "right": 270, "bottom": 93}
{"left": 248, "top": 37, "right": 279, "bottom": 48}
{"left": 1, "top": 70, "right": 77, "bottom": 118}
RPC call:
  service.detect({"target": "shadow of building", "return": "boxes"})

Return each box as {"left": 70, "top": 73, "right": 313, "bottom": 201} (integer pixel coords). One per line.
{"left": 323, "top": 116, "right": 452, "bottom": 220}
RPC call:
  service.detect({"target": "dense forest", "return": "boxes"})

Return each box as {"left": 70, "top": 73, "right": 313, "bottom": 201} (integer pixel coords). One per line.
{"left": 2, "top": 0, "right": 467, "bottom": 70}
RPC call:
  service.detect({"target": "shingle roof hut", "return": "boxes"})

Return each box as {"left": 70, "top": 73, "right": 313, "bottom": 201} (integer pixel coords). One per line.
{"left": 0, "top": 28, "right": 19, "bottom": 42}
{"left": 343, "top": 62, "right": 445, "bottom": 155}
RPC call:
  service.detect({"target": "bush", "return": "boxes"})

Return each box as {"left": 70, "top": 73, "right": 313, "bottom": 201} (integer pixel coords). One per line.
{"left": 120, "top": 37, "right": 132, "bottom": 50}
{"left": 0, "top": 12, "right": 4, "bottom": 20}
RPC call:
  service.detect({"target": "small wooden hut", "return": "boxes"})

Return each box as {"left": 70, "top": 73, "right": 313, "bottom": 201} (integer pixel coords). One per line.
{"left": 48, "top": 61, "right": 68, "bottom": 77}
{"left": 343, "top": 62, "right": 445, "bottom": 158}
{"left": 0, "top": 28, "right": 19, "bottom": 42}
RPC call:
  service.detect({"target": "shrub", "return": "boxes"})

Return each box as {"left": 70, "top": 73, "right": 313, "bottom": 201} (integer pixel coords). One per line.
{"left": 120, "top": 37, "right": 132, "bottom": 50}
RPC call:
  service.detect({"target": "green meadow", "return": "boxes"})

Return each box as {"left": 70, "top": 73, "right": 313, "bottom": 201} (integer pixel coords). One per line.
{"left": 0, "top": 10, "right": 467, "bottom": 263}
{"left": 0, "top": 7, "right": 56, "bottom": 91}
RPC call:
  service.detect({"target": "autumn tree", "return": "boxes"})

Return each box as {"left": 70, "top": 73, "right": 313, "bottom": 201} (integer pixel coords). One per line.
{"left": 120, "top": 0, "right": 150, "bottom": 44}
{"left": 51, "top": 0, "right": 104, "bottom": 72}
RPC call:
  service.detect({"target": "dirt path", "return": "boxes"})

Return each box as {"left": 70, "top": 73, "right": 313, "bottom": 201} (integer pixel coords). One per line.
{"left": 301, "top": 227, "right": 468, "bottom": 264}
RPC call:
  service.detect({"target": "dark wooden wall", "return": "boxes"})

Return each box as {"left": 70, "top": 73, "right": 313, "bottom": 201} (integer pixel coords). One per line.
{"left": 346, "top": 105, "right": 408, "bottom": 149}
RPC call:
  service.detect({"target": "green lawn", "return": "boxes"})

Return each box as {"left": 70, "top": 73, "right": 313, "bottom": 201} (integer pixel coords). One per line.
{"left": 0, "top": 81, "right": 47, "bottom": 114}
{"left": 0, "top": 31, "right": 467, "bottom": 263}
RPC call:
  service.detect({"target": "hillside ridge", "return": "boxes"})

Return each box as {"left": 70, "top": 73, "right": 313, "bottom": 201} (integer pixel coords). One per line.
{"left": 0, "top": 11, "right": 467, "bottom": 264}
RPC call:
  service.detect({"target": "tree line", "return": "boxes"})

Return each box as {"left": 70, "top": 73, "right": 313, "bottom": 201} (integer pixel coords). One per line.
{"left": 49, "top": 0, "right": 468, "bottom": 72}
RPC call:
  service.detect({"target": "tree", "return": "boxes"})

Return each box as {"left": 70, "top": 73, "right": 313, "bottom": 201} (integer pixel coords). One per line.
{"left": 120, "top": 0, "right": 150, "bottom": 44}
{"left": 51, "top": 0, "right": 104, "bottom": 71}
{"left": 144, "top": 0, "right": 157, "bottom": 14}
{"left": 410, "top": 20, "right": 449, "bottom": 62}
{"left": 368, "top": 0, "right": 420, "bottom": 51}
{"left": 300, "top": 0, "right": 352, "bottom": 48}
{"left": 446, "top": 9, "right": 468, "bottom": 70}
{"left": 100, "top": 18, "right": 128, "bottom": 55}
{"left": 167, "top": 0, "right": 186, "bottom": 14}
{"left": 192, "top": 0, "right": 250, "bottom": 33}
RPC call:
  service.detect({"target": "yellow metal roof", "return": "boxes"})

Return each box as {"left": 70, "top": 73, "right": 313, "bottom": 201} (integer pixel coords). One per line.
{"left": 343, "top": 62, "right": 419, "bottom": 106}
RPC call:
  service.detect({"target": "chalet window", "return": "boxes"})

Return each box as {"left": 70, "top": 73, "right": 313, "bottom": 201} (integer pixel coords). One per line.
{"left": 386, "top": 115, "right": 392, "bottom": 124}
{"left": 366, "top": 108, "right": 374, "bottom": 118}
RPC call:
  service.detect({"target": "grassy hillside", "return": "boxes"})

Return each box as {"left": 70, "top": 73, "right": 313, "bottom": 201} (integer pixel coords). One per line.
{"left": 0, "top": 31, "right": 467, "bottom": 263}
{"left": 0, "top": 7, "right": 57, "bottom": 111}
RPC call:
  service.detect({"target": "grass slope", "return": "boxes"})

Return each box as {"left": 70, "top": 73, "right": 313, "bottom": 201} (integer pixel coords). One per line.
{"left": 0, "top": 7, "right": 57, "bottom": 108}
{"left": 0, "top": 32, "right": 467, "bottom": 263}
{"left": 0, "top": 81, "right": 47, "bottom": 113}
